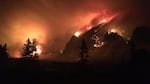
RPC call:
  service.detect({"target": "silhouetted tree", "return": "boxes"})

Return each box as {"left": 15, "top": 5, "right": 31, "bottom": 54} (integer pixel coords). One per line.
{"left": 131, "top": 26, "right": 150, "bottom": 67}
{"left": 130, "top": 26, "right": 150, "bottom": 82}
{"left": 79, "top": 39, "right": 88, "bottom": 64}
{"left": 18, "top": 39, "right": 40, "bottom": 72}
{"left": 103, "top": 32, "right": 129, "bottom": 64}
{"left": 0, "top": 43, "right": 9, "bottom": 60}
{"left": 0, "top": 43, "right": 9, "bottom": 71}
{"left": 104, "top": 32, "right": 125, "bottom": 43}
{"left": 21, "top": 38, "right": 38, "bottom": 59}
{"left": 131, "top": 26, "right": 150, "bottom": 54}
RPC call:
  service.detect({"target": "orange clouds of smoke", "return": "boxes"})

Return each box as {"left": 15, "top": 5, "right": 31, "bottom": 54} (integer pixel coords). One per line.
{"left": 0, "top": 0, "right": 150, "bottom": 59}
{"left": 5, "top": 13, "right": 48, "bottom": 57}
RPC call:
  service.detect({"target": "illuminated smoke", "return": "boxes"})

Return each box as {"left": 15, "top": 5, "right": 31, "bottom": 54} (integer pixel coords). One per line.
{"left": 5, "top": 14, "right": 48, "bottom": 57}
{"left": 74, "top": 12, "right": 119, "bottom": 37}
{"left": 0, "top": 0, "right": 150, "bottom": 60}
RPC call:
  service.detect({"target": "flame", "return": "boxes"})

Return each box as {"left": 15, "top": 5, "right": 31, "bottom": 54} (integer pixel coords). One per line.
{"left": 74, "top": 14, "right": 118, "bottom": 37}
{"left": 36, "top": 45, "right": 42, "bottom": 54}
{"left": 100, "top": 19, "right": 107, "bottom": 23}
{"left": 33, "top": 45, "right": 42, "bottom": 55}
{"left": 14, "top": 51, "right": 21, "bottom": 58}
{"left": 9, "top": 18, "right": 48, "bottom": 57}
{"left": 108, "top": 28, "right": 124, "bottom": 37}
{"left": 96, "top": 13, "right": 118, "bottom": 25}
{"left": 14, "top": 45, "right": 42, "bottom": 58}
{"left": 110, "top": 29, "right": 117, "bottom": 33}
{"left": 74, "top": 32, "right": 81, "bottom": 37}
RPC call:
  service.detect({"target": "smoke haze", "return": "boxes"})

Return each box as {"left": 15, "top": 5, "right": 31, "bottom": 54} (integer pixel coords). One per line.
{"left": 0, "top": 0, "right": 150, "bottom": 58}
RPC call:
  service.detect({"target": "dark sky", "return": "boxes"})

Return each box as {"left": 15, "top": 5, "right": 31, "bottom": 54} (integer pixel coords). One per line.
{"left": 0, "top": 0, "right": 150, "bottom": 58}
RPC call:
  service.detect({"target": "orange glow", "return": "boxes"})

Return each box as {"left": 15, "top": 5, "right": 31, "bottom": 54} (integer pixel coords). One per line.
{"left": 14, "top": 51, "right": 21, "bottom": 58}
{"left": 11, "top": 18, "right": 48, "bottom": 45}
{"left": 108, "top": 28, "right": 124, "bottom": 37}
{"left": 110, "top": 29, "right": 117, "bottom": 33}
{"left": 8, "top": 17, "right": 48, "bottom": 57}
{"left": 100, "top": 19, "right": 107, "bottom": 23}
{"left": 74, "top": 25, "right": 92, "bottom": 37}
{"left": 15, "top": 24, "right": 46, "bottom": 44}
{"left": 74, "top": 13, "right": 119, "bottom": 38}
{"left": 33, "top": 45, "right": 42, "bottom": 55}
{"left": 36, "top": 45, "right": 42, "bottom": 55}
{"left": 108, "top": 29, "right": 118, "bottom": 35}
{"left": 74, "top": 32, "right": 81, "bottom": 37}
{"left": 96, "top": 13, "right": 119, "bottom": 25}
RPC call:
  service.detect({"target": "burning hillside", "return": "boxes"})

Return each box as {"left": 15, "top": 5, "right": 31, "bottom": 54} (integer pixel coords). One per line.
{"left": 63, "top": 14, "right": 130, "bottom": 63}
{"left": 74, "top": 13, "right": 119, "bottom": 38}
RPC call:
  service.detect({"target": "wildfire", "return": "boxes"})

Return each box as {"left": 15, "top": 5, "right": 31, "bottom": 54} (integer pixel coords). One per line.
{"left": 74, "top": 13, "right": 119, "bottom": 38}
{"left": 14, "top": 51, "right": 21, "bottom": 58}
{"left": 36, "top": 45, "right": 42, "bottom": 54}
{"left": 110, "top": 29, "right": 117, "bottom": 33}
{"left": 74, "top": 32, "right": 81, "bottom": 37}
{"left": 33, "top": 45, "right": 42, "bottom": 55}
{"left": 108, "top": 28, "right": 124, "bottom": 37}
{"left": 99, "top": 19, "right": 107, "bottom": 24}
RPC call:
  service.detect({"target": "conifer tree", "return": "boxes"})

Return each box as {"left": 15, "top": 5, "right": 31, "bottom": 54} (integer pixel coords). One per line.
{"left": 21, "top": 38, "right": 38, "bottom": 58}
{"left": 80, "top": 39, "right": 88, "bottom": 64}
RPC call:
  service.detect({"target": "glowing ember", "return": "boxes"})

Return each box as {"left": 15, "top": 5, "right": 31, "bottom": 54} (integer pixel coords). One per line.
{"left": 74, "top": 32, "right": 81, "bottom": 37}
{"left": 94, "top": 41, "right": 105, "bottom": 48}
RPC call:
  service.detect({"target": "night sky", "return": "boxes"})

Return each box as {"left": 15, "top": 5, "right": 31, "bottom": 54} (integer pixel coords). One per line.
{"left": 0, "top": 0, "right": 150, "bottom": 59}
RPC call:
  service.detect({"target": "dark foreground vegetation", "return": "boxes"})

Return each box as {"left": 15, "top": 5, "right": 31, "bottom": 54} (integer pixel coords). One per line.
{"left": 0, "top": 59, "right": 150, "bottom": 84}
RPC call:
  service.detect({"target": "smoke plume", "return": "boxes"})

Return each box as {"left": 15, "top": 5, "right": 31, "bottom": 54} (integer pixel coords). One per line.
{"left": 0, "top": 0, "right": 150, "bottom": 59}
